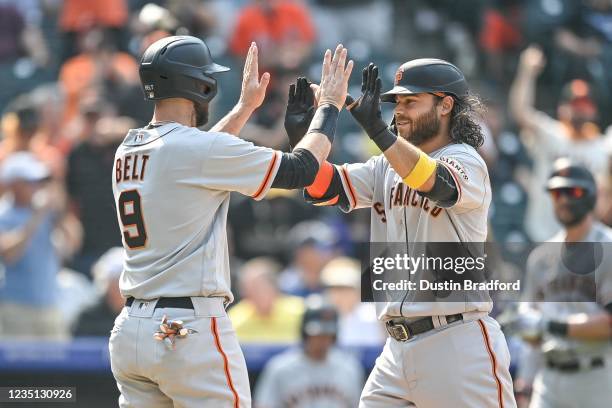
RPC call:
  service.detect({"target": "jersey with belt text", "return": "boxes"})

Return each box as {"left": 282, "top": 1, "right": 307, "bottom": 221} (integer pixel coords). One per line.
{"left": 112, "top": 123, "right": 281, "bottom": 301}
{"left": 337, "top": 142, "right": 492, "bottom": 320}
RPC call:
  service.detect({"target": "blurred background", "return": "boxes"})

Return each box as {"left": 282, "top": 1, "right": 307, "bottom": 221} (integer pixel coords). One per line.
{"left": 0, "top": 0, "right": 610, "bottom": 407}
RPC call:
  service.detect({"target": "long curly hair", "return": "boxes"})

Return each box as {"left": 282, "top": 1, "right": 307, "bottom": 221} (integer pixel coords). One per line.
{"left": 447, "top": 92, "right": 485, "bottom": 148}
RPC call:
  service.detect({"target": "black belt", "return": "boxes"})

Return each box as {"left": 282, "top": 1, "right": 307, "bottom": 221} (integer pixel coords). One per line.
{"left": 546, "top": 357, "right": 605, "bottom": 372}
{"left": 386, "top": 313, "right": 463, "bottom": 342}
{"left": 125, "top": 297, "right": 194, "bottom": 310}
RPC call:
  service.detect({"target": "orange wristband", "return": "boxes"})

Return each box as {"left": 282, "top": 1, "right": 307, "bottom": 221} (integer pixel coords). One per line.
{"left": 306, "top": 161, "right": 334, "bottom": 198}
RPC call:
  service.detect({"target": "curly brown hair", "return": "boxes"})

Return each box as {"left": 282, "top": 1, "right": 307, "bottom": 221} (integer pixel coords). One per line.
{"left": 447, "top": 92, "right": 486, "bottom": 148}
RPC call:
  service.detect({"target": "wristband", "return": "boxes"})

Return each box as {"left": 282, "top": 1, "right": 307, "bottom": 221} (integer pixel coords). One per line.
{"left": 307, "top": 104, "right": 339, "bottom": 143}
{"left": 370, "top": 126, "right": 398, "bottom": 152}
{"left": 547, "top": 320, "right": 569, "bottom": 336}
{"left": 403, "top": 151, "right": 437, "bottom": 189}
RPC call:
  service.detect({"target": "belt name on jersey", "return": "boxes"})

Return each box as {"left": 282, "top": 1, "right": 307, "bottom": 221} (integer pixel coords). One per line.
{"left": 116, "top": 154, "right": 150, "bottom": 183}
{"left": 389, "top": 182, "right": 443, "bottom": 217}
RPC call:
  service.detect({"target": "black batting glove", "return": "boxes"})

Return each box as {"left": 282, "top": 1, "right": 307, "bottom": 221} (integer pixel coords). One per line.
{"left": 284, "top": 77, "right": 315, "bottom": 150}
{"left": 346, "top": 63, "right": 397, "bottom": 151}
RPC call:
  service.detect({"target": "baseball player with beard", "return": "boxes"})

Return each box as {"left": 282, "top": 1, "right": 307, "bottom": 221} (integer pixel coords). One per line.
{"left": 506, "top": 159, "right": 612, "bottom": 408}
{"left": 284, "top": 60, "right": 517, "bottom": 407}
{"left": 110, "top": 36, "right": 353, "bottom": 408}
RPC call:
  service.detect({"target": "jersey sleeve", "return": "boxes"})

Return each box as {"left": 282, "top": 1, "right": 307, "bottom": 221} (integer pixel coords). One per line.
{"left": 201, "top": 132, "right": 282, "bottom": 200}
{"left": 337, "top": 155, "right": 381, "bottom": 212}
{"left": 436, "top": 150, "right": 490, "bottom": 213}
{"left": 253, "top": 358, "right": 282, "bottom": 408}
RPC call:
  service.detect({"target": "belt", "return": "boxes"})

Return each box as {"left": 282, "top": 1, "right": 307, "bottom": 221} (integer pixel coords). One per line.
{"left": 546, "top": 357, "right": 605, "bottom": 372}
{"left": 125, "top": 297, "right": 194, "bottom": 310}
{"left": 386, "top": 313, "right": 463, "bottom": 342}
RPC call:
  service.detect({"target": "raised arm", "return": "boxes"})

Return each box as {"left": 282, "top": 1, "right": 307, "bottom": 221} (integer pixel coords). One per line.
{"left": 211, "top": 42, "right": 270, "bottom": 135}
{"left": 509, "top": 45, "right": 546, "bottom": 132}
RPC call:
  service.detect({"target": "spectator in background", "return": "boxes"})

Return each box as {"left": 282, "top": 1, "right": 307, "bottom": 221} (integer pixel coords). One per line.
{"left": 310, "top": 0, "right": 392, "bottom": 51}
{"left": 321, "top": 257, "right": 385, "bottom": 347}
{"left": 479, "top": 0, "right": 523, "bottom": 86}
{"left": 229, "top": 257, "right": 304, "bottom": 343}
{"left": 0, "top": 2, "right": 47, "bottom": 66}
{"left": 229, "top": 0, "right": 315, "bottom": 73}
{"left": 278, "top": 221, "right": 338, "bottom": 297}
{"left": 58, "top": 28, "right": 139, "bottom": 124}
{"left": 228, "top": 189, "right": 320, "bottom": 262}
{"left": 510, "top": 45, "right": 610, "bottom": 242}
{"left": 0, "top": 95, "right": 65, "bottom": 181}
{"left": 255, "top": 297, "right": 364, "bottom": 408}
{"left": 59, "top": 0, "right": 128, "bottom": 61}
{"left": 67, "top": 113, "right": 133, "bottom": 278}
{"left": 73, "top": 247, "right": 124, "bottom": 336}
{"left": 0, "top": 153, "right": 80, "bottom": 338}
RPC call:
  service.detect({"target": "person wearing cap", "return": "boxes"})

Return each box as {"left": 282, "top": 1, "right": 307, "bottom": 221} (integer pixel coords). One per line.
{"left": 510, "top": 45, "right": 610, "bottom": 241}
{"left": 321, "top": 257, "right": 385, "bottom": 347}
{"left": 510, "top": 158, "right": 612, "bottom": 407}
{"left": 278, "top": 220, "right": 339, "bottom": 298}
{"left": 283, "top": 58, "right": 517, "bottom": 407}
{"left": 0, "top": 153, "right": 78, "bottom": 338}
{"left": 254, "top": 296, "right": 363, "bottom": 408}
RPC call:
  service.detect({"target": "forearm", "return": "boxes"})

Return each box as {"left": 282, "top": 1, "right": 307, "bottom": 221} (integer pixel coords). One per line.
{"left": 550, "top": 313, "right": 611, "bottom": 341}
{"left": 293, "top": 103, "right": 338, "bottom": 164}
{"left": 509, "top": 68, "right": 537, "bottom": 127}
{"left": 383, "top": 137, "right": 436, "bottom": 192}
{"left": 0, "top": 210, "right": 47, "bottom": 263}
{"left": 210, "top": 103, "right": 255, "bottom": 135}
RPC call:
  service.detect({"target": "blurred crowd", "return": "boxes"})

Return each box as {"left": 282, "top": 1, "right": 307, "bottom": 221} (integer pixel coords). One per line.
{"left": 0, "top": 0, "right": 611, "bottom": 406}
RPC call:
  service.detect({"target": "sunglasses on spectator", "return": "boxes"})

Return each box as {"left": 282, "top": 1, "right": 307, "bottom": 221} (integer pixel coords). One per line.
{"left": 550, "top": 187, "right": 584, "bottom": 200}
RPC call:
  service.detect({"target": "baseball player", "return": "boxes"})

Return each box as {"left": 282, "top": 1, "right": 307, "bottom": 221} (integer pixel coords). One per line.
{"left": 509, "top": 159, "right": 612, "bottom": 408}
{"left": 110, "top": 35, "right": 353, "bottom": 408}
{"left": 254, "top": 297, "right": 364, "bottom": 408}
{"left": 286, "top": 60, "right": 517, "bottom": 407}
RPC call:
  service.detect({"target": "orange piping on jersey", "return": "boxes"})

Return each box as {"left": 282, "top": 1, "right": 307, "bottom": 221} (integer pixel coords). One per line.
{"left": 306, "top": 161, "right": 334, "bottom": 198}
{"left": 438, "top": 161, "right": 463, "bottom": 204}
{"left": 211, "top": 317, "right": 240, "bottom": 408}
{"left": 252, "top": 151, "right": 279, "bottom": 200}
{"left": 340, "top": 165, "right": 357, "bottom": 209}
{"left": 478, "top": 319, "right": 504, "bottom": 408}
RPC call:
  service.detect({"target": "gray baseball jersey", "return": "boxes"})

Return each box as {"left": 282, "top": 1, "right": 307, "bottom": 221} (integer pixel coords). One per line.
{"left": 255, "top": 348, "right": 364, "bottom": 408}
{"left": 337, "top": 142, "right": 492, "bottom": 319}
{"left": 112, "top": 123, "right": 281, "bottom": 302}
{"left": 524, "top": 221, "right": 612, "bottom": 360}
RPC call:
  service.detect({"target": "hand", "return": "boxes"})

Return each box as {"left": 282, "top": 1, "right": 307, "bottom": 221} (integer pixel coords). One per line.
{"left": 519, "top": 45, "right": 546, "bottom": 76}
{"left": 238, "top": 42, "right": 271, "bottom": 111}
{"left": 346, "top": 63, "right": 387, "bottom": 138}
{"left": 317, "top": 44, "right": 354, "bottom": 110}
{"left": 498, "top": 305, "right": 546, "bottom": 343}
{"left": 284, "top": 77, "right": 315, "bottom": 149}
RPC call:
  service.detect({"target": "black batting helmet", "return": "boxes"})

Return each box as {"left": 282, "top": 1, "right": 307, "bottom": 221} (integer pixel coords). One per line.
{"left": 381, "top": 58, "right": 469, "bottom": 102}
{"left": 300, "top": 297, "right": 338, "bottom": 341}
{"left": 139, "top": 36, "right": 229, "bottom": 105}
{"left": 546, "top": 158, "right": 597, "bottom": 219}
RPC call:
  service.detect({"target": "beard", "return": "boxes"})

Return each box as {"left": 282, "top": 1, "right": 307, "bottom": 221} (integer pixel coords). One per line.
{"left": 194, "top": 103, "right": 209, "bottom": 128}
{"left": 397, "top": 105, "right": 441, "bottom": 146}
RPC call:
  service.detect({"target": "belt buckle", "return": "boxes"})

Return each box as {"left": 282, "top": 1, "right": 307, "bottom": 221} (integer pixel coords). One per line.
{"left": 387, "top": 323, "right": 410, "bottom": 342}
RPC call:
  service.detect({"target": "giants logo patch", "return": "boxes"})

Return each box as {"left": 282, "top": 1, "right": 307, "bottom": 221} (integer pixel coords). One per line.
{"left": 439, "top": 157, "right": 469, "bottom": 181}
{"left": 395, "top": 69, "right": 403, "bottom": 85}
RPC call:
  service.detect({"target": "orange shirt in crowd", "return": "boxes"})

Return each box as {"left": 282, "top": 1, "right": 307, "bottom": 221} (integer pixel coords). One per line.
{"left": 59, "top": 52, "right": 138, "bottom": 123}
{"left": 229, "top": 1, "right": 316, "bottom": 56}
{"left": 60, "top": 0, "right": 128, "bottom": 32}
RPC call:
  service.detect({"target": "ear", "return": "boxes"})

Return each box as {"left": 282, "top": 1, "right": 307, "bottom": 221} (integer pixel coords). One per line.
{"left": 439, "top": 95, "right": 454, "bottom": 116}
